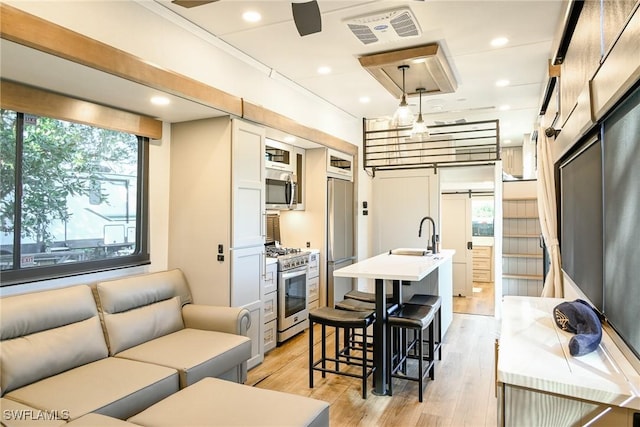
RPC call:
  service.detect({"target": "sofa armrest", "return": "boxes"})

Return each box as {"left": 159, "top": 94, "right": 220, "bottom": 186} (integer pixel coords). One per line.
{"left": 182, "top": 304, "right": 251, "bottom": 336}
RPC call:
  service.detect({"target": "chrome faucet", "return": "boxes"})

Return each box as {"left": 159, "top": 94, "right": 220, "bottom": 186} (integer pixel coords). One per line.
{"left": 418, "top": 216, "right": 439, "bottom": 254}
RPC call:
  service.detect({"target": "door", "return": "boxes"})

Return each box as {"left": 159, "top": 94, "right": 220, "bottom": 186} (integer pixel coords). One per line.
{"left": 230, "top": 118, "right": 266, "bottom": 369}
{"left": 231, "top": 245, "right": 263, "bottom": 369}
{"left": 231, "top": 119, "right": 265, "bottom": 248}
{"left": 372, "top": 169, "right": 439, "bottom": 254}
{"left": 327, "top": 178, "right": 354, "bottom": 262}
{"left": 442, "top": 194, "right": 473, "bottom": 296}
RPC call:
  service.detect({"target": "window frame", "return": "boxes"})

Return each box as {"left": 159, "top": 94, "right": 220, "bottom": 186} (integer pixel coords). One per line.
{"left": 0, "top": 111, "right": 150, "bottom": 287}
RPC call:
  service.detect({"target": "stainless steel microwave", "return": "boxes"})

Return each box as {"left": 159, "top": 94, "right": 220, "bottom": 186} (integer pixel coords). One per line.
{"left": 265, "top": 169, "right": 297, "bottom": 210}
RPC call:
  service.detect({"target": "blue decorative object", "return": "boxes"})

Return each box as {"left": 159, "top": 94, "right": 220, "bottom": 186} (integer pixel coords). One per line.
{"left": 553, "top": 299, "right": 602, "bottom": 356}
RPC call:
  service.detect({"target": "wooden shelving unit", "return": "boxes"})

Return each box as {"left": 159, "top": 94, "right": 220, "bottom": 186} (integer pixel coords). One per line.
{"left": 502, "top": 197, "right": 543, "bottom": 296}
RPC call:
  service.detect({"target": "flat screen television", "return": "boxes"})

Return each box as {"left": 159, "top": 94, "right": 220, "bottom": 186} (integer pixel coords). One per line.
{"left": 559, "top": 137, "right": 603, "bottom": 311}
{"left": 559, "top": 83, "right": 640, "bottom": 360}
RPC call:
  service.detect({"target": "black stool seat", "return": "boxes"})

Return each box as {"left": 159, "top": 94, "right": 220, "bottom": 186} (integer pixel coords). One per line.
{"left": 344, "top": 290, "right": 393, "bottom": 303}
{"left": 309, "top": 307, "right": 375, "bottom": 399}
{"left": 335, "top": 298, "right": 376, "bottom": 312}
{"left": 336, "top": 298, "right": 398, "bottom": 313}
{"left": 388, "top": 303, "right": 435, "bottom": 328}
{"left": 408, "top": 294, "right": 442, "bottom": 311}
{"left": 309, "top": 306, "right": 374, "bottom": 327}
{"left": 405, "top": 294, "right": 442, "bottom": 361}
{"left": 387, "top": 303, "right": 437, "bottom": 402}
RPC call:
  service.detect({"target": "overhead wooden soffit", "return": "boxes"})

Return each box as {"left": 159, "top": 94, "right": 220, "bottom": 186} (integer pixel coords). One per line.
{"left": 358, "top": 43, "right": 458, "bottom": 98}
{"left": 242, "top": 100, "right": 357, "bottom": 156}
{"left": 1, "top": 80, "right": 163, "bottom": 139}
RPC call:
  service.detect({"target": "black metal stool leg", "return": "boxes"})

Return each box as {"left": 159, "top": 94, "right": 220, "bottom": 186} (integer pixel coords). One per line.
{"left": 321, "top": 324, "right": 327, "bottom": 378}
{"left": 418, "top": 327, "right": 424, "bottom": 403}
{"left": 309, "top": 319, "right": 314, "bottom": 388}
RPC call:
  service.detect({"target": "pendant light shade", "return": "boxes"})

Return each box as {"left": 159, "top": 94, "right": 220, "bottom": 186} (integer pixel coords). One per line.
{"left": 411, "top": 87, "right": 429, "bottom": 137}
{"left": 392, "top": 65, "right": 414, "bottom": 127}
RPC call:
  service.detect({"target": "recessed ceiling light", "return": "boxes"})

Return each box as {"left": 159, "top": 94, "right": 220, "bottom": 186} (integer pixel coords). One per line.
{"left": 151, "top": 96, "right": 170, "bottom": 106}
{"left": 359, "top": 96, "right": 370, "bottom": 104}
{"left": 242, "top": 11, "right": 261, "bottom": 22}
{"left": 495, "top": 79, "right": 510, "bottom": 87}
{"left": 317, "top": 66, "right": 331, "bottom": 75}
{"left": 491, "top": 37, "right": 509, "bottom": 47}
{"left": 412, "top": 58, "right": 426, "bottom": 64}
{"left": 499, "top": 105, "right": 511, "bottom": 111}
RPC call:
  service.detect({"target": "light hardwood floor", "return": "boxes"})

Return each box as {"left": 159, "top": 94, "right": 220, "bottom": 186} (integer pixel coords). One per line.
{"left": 247, "top": 313, "right": 499, "bottom": 427}
{"left": 453, "top": 281, "right": 495, "bottom": 316}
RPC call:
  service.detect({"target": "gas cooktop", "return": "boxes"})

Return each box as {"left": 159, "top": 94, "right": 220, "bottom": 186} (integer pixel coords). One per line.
{"left": 265, "top": 246, "right": 310, "bottom": 270}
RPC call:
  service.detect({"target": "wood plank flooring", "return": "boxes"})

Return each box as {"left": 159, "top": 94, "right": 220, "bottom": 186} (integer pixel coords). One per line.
{"left": 453, "top": 281, "right": 495, "bottom": 316}
{"left": 247, "top": 313, "right": 499, "bottom": 427}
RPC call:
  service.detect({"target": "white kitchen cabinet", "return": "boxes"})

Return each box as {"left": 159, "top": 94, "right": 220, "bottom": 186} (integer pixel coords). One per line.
{"left": 169, "top": 116, "right": 267, "bottom": 369}
{"left": 263, "top": 261, "right": 277, "bottom": 353}
{"left": 326, "top": 148, "right": 353, "bottom": 181}
{"left": 307, "top": 250, "right": 320, "bottom": 310}
{"left": 293, "top": 146, "right": 305, "bottom": 210}
{"left": 265, "top": 138, "right": 294, "bottom": 172}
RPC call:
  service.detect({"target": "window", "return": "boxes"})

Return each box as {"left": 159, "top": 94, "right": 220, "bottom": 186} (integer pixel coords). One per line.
{"left": 0, "top": 110, "right": 149, "bottom": 285}
{"left": 472, "top": 197, "right": 494, "bottom": 237}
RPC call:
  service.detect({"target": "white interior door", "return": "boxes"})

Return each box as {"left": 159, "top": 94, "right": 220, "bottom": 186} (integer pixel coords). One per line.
{"left": 372, "top": 169, "right": 439, "bottom": 254}
{"left": 442, "top": 194, "right": 473, "bottom": 296}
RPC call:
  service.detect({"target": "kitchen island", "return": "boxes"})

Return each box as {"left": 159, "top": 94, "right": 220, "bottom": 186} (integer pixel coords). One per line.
{"left": 333, "top": 249, "right": 455, "bottom": 396}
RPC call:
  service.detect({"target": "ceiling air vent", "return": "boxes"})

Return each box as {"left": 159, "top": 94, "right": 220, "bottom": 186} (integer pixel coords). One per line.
{"left": 345, "top": 8, "right": 421, "bottom": 45}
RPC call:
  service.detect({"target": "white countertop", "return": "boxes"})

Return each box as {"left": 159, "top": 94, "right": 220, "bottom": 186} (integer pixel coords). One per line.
{"left": 499, "top": 296, "right": 640, "bottom": 410}
{"left": 333, "top": 249, "right": 455, "bottom": 282}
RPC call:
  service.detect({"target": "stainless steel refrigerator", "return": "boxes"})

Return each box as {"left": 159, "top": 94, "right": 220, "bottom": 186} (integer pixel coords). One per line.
{"left": 327, "top": 177, "right": 355, "bottom": 307}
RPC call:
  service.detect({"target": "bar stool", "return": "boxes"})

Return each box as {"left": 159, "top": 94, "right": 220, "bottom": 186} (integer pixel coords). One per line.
{"left": 387, "top": 303, "right": 436, "bottom": 402}
{"left": 407, "top": 294, "right": 443, "bottom": 361}
{"left": 335, "top": 299, "right": 400, "bottom": 354}
{"left": 335, "top": 298, "right": 376, "bottom": 355}
{"left": 308, "top": 307, "right": 376, "bottom": 398}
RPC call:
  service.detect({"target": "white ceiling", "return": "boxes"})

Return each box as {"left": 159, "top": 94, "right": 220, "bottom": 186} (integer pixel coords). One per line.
{"left": 154, "top": 0, "right": 567, "bottom": 146}
{"left": 0, "top": 1, "right": 568, "bottom": 147}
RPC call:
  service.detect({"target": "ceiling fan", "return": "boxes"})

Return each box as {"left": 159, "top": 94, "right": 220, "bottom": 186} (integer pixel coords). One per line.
{"left": 171, "top": 0, "right": 322, "bottom": 36}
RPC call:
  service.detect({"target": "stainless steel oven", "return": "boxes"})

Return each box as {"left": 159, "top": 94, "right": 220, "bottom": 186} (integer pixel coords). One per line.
{"left": 271, "top": 249, "right": 309, "bottom": 343}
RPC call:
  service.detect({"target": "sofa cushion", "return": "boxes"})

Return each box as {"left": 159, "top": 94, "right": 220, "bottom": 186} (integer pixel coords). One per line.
{"left": 96, "top": 269, "right": 192, "bottom": 315}
{"left": 0, "top": 398, "right": 67, "bottom": 427}
{"left": 0, "top": 286, "right": 108, "bottom": 395}
{"left": 1, "top": 316, "right": 108, "bottom": 395}
{"left": 102, "top": 296, "right": 184, "bottom": 355}
{"left": 4, "top": 357, "right": 179, "bottom": 421}
{"left": 128, "top": 377, "right": 330, "bottom": 427}
{"left": 0, "top": 285, "right": 98, "bottom": 340}
{"left": 114, "top": 328, "right": 251, "bottom": 388}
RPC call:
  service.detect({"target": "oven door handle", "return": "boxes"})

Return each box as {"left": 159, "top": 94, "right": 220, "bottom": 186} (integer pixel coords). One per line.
{"left": 281, "top": 267, "right": 307, "bottom": 280}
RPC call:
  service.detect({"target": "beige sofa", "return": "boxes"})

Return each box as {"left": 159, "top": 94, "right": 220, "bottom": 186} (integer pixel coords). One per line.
{"left": 0, "top": 269, "right": 252, "bottom": 422}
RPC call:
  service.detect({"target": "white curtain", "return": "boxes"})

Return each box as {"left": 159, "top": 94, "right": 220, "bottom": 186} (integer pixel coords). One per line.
{"left": 537, "top": 126, "right": 563, "bottom": 297}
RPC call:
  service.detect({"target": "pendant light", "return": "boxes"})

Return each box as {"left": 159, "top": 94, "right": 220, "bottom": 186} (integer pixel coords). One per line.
{"left": 392, "top": 65, "right": 413, "bottom": 127}
{"left": 411, "top": 87, "right": 429, "bottom": 137}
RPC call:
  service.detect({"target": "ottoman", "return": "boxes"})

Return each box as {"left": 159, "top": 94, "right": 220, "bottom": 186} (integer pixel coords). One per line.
{"left": 128, "top": 377, "right": 329, "bottom": 427}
